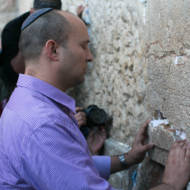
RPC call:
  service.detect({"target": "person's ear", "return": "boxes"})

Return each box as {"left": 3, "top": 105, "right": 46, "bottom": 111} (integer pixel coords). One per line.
{"left": 45, "top": 40, "right": 59, "bottom": 61}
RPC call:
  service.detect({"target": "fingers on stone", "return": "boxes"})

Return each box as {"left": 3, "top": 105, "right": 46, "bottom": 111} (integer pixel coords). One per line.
{"left": 172, "top": 140, "right": 186, "bottom": 149}
{"left": 138, "top": 120, "right": 150, "bottom": 139}
{"left": 143, "top": 143, "right": 154, "bottom": 151}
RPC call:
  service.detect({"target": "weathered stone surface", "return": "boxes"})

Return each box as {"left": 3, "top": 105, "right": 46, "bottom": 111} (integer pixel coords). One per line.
{"left": 149, "top": 122, "right": 176, "bottom": 151}
{"left": 104, "top": 138, "right": 132, "bottom": 189}
{"left": 17, "top": 0, "right": 33, "bottom": 14}
{"left": 148, "top": 119, "right": 187, "bottom": 165}
{"left": 0, "top": 12, "right": 18, "bottom": 33}
{"left": 134, "top": 158, "right": 164, "bottom": 190}
{"left": 104, "top": 138, "right": 131, "bottom": 155}
{"left": 149, "top": 147, "right": 168, "bottom": 166}
{"left": 0, "top": 0, "right": 17, "bottom": 12}
{"left": 146, "top": 0, "right": 190, "bottom": 140}
{"left": 67, "top": 0, "right": 150, "bottom": 145}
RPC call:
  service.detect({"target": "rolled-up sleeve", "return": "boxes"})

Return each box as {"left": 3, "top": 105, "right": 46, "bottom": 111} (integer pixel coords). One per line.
{"left": 20, "top": 122, "right": 115, "bottom": 190}
{"left": 92, "top": 156, "right": 111, "bottom": 180}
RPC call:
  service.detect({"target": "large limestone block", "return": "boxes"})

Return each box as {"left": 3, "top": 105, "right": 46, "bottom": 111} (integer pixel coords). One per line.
{"left": 133, "top": 158, "right": 164, "bottom": 190}
{"left": 146, "top": 0, "right": 190, "bottom": 138}
{"left": 148, "top": 118, "right": 186, "bottom": 165}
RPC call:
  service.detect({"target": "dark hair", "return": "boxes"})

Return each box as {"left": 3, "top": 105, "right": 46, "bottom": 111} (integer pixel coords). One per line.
{"left": 33, "top": 0, "right": 62, "bottom": 10}
{"left": 0, "top": 12, "right": 30, "bottom": 89}
{"left": 19, "top": 11, "right": 71, "bottom": 61}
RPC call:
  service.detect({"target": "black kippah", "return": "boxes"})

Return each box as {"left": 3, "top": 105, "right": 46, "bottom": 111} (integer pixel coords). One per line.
{"left": 21, "top": 8, "right": 53, "bottom": 31}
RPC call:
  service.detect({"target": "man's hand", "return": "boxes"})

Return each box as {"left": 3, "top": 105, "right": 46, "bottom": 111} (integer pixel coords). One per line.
{"left": 77, "top": 5, "right": 85, "bottom": 18}
{"left": 126, "top": 120, "right": 154, "bottom": 165}
{"left": 162, "top": 140, "right": 190, "bottom": 190}
{"left": 87, "top": 126, "right": 107, "bottom": 155}
{"left": 74, "top": 107, "right": 87, "bottom": 128}
{"left": 111, "top": 121, "right": 154, "bottom": 173}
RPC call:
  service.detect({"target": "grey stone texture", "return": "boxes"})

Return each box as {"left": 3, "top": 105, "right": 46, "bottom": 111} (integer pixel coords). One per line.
{"left": 17, "top": 0, "right": 33, "bottom": 14}
{"left": 0, "top": 0, "right": 18, "bottom": 32}
{"left": 149, "top": 147, "right": 168, "bottom": 166}
{"left": 146, "top": 0, "right": 190, "bottom": 139}
{"left": 148, "top": 119, "right": 187, "bottom": 165}
{"left": 0, "top": 0, "right": 17, "bottom": 12}
{"left": 67, "top": 0, "right": 150, "bottom": 146}
{"left": 104, "top": 138, "right": 137, "bottom": 190}
{"left": 133, "top": 158, "right": 164, "bottom": 190}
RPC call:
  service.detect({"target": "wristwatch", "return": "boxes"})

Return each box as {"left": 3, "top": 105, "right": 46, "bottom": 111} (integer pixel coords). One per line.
{"left": 118, "top": 154, "right": 128, "bottom": 166}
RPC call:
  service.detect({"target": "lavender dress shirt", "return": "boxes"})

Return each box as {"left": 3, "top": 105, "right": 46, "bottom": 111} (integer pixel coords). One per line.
{"left": 0, "top": 74, "right": 115, "bottom": 190}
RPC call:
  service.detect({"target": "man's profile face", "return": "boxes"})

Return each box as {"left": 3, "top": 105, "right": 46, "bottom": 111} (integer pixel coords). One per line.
{"left": 58, "top": 16, "right": 93, "bottom": 88}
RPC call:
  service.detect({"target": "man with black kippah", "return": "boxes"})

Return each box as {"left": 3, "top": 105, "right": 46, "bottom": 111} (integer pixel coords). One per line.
{"left": 0, "top": 8, "right": 190, "bottom": 190}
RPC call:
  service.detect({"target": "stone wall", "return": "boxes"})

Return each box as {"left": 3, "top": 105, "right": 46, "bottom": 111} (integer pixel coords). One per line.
{"left": 146, "top": 0, "right": 190, "bottom": 138}
{"left": 66, "top": 0, "right": 149, "bottom": 146}
{"left": 0, "top": 0, "right": 18, "bottom": 32}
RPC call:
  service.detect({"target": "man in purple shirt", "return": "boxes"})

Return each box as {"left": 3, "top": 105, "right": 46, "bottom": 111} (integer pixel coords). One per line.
{"left": 0, "top": 8, "right": 190, "bottom": 190}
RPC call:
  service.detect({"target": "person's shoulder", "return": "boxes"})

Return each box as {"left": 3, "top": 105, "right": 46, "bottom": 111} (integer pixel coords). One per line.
{"left": 10, "top": 88, "right": 69, "bottom": 124}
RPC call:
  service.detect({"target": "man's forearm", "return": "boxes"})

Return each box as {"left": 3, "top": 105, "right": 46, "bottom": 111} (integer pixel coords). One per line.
{"left": 110, "top": 152, "right": 135, "bottom": 174}
{"left": 111, "top": 156, "right": 176, "bottom": 190}
{"left": 111, "top": 156, "right": 177, "bottom": 190}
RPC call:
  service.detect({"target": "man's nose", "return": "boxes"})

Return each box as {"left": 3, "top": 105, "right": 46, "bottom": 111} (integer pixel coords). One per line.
{"left": 87, "top": 49, "right": 93, "bottom": 62}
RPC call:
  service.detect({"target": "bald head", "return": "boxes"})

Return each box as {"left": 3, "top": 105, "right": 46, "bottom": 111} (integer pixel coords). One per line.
{"left": 19, "top": 10, "right": 76, "bottom": 62}
{"left": 59, "top": 11, "right": 87, "bottom": 33}
{"left": 19, "top": 10, "right": 92, "bottom": 90}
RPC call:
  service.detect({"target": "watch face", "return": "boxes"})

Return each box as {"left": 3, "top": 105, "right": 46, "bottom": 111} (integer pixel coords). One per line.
{"left": 119, "top": 154, "right": 127, "bottom": 165}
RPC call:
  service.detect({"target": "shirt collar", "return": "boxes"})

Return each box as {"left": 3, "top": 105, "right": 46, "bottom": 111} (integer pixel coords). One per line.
{"left": 17, "top": 74, "right": 76, "bottom": 113}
